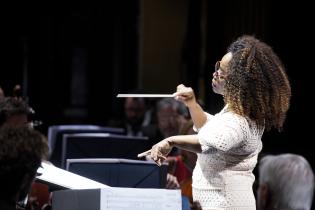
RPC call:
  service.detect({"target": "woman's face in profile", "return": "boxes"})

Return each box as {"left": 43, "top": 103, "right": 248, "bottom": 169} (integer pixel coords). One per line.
{"left": 212, "top": 52, "right": 232, "bottom": 95}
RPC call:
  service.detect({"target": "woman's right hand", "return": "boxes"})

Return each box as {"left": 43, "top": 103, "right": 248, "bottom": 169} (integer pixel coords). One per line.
{"left": 166, "top": 173, "right": 180, "bottom": 189}
{"left": 173, "top": 84, "right": 197, "bottom": 108}
{"left": 138, "top": 139, "right": 173, "bottom": 166}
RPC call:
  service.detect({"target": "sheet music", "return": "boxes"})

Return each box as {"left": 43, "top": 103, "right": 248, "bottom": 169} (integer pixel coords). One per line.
{"left": 37, "top": 161, "right": 109, "bottom": 189}
{"left": 100, "top": 187, "right": 181, "bottom": 210}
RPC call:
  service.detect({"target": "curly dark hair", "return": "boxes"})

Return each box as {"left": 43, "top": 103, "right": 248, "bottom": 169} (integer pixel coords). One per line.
{"left": 0, "top": 97, "right": 31, "bottom": 126}
{"left": 0, "top": 126, "right": 48, "bottom": 202}
{"left": 224, "top": 35, "right": 291, "bottom": 131}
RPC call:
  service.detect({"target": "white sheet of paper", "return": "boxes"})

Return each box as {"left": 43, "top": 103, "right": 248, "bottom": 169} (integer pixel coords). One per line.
{"left": 37, "top": 161, "right": 109, "bottom": 189}
{"left": 117, "top": 94, "right": 174, "bottom": 98}
{"left": 100, "top": 187, "right": 181, "bottom": 210}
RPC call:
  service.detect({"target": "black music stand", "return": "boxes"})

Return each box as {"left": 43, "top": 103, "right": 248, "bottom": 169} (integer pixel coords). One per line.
{"left": 66, "top": 158, "right": 168, "bottom": 188}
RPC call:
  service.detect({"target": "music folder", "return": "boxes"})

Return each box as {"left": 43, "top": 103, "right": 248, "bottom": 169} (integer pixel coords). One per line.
{"left": 36, "top": 161, "right": 108, "bottom": 190}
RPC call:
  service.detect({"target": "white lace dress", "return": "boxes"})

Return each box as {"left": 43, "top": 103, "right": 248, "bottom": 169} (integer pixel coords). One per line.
{"left": 193, "top": 106, "right": 263, "bottom": 210}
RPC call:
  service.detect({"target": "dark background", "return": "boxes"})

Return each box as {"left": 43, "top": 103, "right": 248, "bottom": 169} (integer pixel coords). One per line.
{"left": 1, "top": 0, "right": 314, "bottom": 202}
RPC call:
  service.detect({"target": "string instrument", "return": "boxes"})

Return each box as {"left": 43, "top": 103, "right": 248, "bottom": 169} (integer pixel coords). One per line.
{"left": 27, "top": 182, "right": 51, "bottom": 210}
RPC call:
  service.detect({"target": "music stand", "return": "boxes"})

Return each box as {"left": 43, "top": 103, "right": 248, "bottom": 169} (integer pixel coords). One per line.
{"left": 48, "top": 125, "right": 124, "bottom": 167}
{"left": 66, "top": 158, "right": 168, "bottom": 188}
{"left": 61, "top": 133, "right": 150, "bottom": 168}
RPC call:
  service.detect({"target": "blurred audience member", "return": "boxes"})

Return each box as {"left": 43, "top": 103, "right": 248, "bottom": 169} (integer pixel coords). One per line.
{"left": 0, "top": 126, "right": 48, "bottom": 210}
{"left": 0, "top": 97, "right": 32, "bottom": 128}
{"left": 12, "top": 84, "right": 23, "bottom": 100}
{"left": 124, "top": 97, "right": 152, "bottom": 136}
{"left": 165, "top": 173, "right": 180, "bottom": 189}
{"left": 0, "top": 86, "right": 5, "bottom": 100}
{"left": 0, "top": 96, "right": 48, "bottom": 210}
{"left": 257, "top": 153, "right": 314, "bottom": 210}
{"left": 156, "top": 98, "right": 189, "bottom": 139}
{"left": 109, "top": 96, "right": 154, "bottom": 137}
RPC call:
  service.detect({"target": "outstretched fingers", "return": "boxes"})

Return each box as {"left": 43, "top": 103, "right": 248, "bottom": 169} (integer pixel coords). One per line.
{"left": 137, "top": 150, "right": 151, "bottom": 158}
{"left": 138, "top": 149, "right": 167, "bottom": 166}
{"left": 154, "top": 155, "right": 167, "bottom": 166}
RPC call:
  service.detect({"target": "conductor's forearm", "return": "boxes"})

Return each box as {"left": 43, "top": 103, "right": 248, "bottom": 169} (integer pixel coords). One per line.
{"left": 188, "top": 103, "right": 207, "bottom": 130}
{"left": 167, "top": 134, "right": 202, "bottom": 153}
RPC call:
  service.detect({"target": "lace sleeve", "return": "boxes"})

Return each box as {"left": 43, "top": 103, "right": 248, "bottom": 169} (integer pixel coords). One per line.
{"left": 197, "top": 113, "right": 246, "bottom": 152}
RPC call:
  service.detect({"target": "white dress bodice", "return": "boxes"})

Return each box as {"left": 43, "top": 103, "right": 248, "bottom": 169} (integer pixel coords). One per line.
{"left": 193, "top": 106, "right": 263, "bottom": 210}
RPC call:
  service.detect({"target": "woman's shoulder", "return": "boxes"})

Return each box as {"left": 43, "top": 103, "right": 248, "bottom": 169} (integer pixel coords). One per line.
{"left": 200, "top": 111, "right": 249, "bottom": 139}
{"left": 217, "top": 110, "right": 248, "bottom": 124}
{"left": 221, "top": 110, "right": 264, "bottom": 138}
